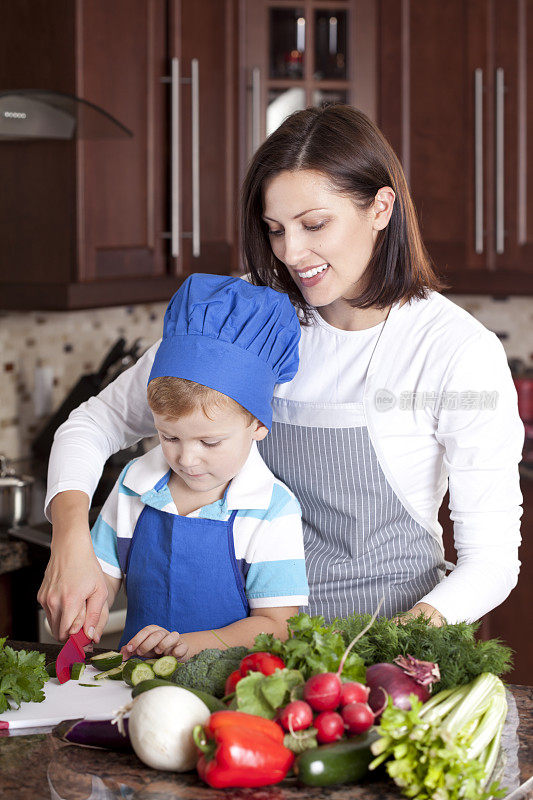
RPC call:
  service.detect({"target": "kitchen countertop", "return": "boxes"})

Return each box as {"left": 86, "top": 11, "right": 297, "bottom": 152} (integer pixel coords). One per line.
{"left": 0, "top": 642, "right": 532, "bottom": 800}
{"left": 0, "top": 535, "right": 30, "bottom": 575}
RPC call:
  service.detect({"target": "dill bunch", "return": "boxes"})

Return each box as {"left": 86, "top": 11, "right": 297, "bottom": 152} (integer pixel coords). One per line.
{"left": 331, "top": 612, "right": 513, "bottom": 691}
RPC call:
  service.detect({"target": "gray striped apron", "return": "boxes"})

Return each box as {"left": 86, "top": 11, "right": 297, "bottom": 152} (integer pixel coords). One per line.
{"left": 258, "top": 401, "right": 445, "bottom": 622}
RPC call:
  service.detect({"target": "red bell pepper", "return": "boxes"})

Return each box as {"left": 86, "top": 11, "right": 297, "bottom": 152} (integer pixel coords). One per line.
{"left": 239, "top": 651, "right": 285, "bottom": 677}
{"left": 193, "top": 710, "right": 294, "bottom": 788}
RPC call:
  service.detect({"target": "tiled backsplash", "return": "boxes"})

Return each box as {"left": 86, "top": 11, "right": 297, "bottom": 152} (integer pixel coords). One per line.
{"left": 0, "top": 302, "right": 167, "bottom": 462}
{"left": 1, "top": 294, "right": 532, "bottom": 461}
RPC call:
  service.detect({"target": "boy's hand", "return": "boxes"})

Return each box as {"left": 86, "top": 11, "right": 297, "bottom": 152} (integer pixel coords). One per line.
{"left": 121, "top": 624, "right": 189, "bottom": 660}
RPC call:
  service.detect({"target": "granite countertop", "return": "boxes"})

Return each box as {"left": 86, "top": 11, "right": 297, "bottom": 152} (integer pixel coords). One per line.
{"left": 0, "top": 536, "right": 30, "bottom": 575}
{"left": 0, "top": 642, "right": 532, "bottom": 800}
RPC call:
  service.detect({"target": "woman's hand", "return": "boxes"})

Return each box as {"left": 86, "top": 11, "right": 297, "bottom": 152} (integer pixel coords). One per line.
{"left": 394, "top": 602, "right": 445, "bottom": 627}
{"left": 121, "top": 625, "right": 190, "bottom": 660}
{"left": 38, "top": 525, "right": 109, "bottom": 643}
{"left": 38, "top": 490, "right": 110, "bottom": 643}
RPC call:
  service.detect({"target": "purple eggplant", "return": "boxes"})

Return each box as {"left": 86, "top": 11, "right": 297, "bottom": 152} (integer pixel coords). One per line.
{"left": 53, "top": 717, "right": 132, "bottom": 752}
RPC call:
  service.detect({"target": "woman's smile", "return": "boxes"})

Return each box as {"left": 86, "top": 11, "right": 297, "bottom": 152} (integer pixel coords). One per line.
{"left": 263, "top": 169, "right": 380, "bottom": 322}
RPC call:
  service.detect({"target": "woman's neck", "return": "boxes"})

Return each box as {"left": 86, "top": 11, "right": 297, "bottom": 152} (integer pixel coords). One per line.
{"left": 317, "top": 299, "right": 391, "bottom": 331}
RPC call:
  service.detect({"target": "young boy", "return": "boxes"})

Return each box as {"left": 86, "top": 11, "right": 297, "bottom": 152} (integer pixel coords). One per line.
{"left": 90, "top": 274, "right": 309, "bottom": 660}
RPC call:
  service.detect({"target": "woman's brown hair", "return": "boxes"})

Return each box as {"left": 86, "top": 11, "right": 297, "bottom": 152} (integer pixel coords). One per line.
{"left": 241, "top": 105, "right": 444, "bottom": 319}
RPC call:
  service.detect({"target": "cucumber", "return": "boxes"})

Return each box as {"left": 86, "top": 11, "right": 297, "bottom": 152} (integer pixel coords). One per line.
{"left": 70, "top": 662, "right": 86, "bottom": 680}
{"left": 132, "top": 678, "right": 226, "bottom": 711}
{"left": 94, "top": 665, "right": 124, "bottom": 680}
{"left": 122, "top": 658, "right": 145, "bottom": 687}
{"left": 153, "top": 656, "right": 178, "bottom": 678}
{"left": 294, "top": 730, "right": 379, "bottom": 787}
{"left": 45, "top": 662, "right": 57, "bottom": 678}
{"left": 130, "top": 662, "right": 155, "bottom": 686}
{"left": 90, "top": 651, "right": 123, "bottom": 671}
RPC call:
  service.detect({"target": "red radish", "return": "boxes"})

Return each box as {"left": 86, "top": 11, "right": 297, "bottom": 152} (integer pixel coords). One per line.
{"left": 341, "top": 702, "right": 374, "bottom": 735}
{"left": 239, "top": 652, "right": 285, "bottom": 677}
{"left": 303, "top": 598, "right": 386, "bottom": 713}
{"left": 340, "top": 681, "right": 369, "bottom": 706}
{"left": 303, "top": 673, "right": 342, "bottom": 712}
{"left": 278, "top": 701, "right": 314, "bottom": 732}
{"left": 314, "top": 711, "right": 345, "bottom": 743}
{"left": 224, "top": 669, "right": 241, "bottom": 696}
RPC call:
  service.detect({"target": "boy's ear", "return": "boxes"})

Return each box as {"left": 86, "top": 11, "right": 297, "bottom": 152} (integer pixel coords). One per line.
{"left": 251, "top": 421, "right": 269, "bottom": 441}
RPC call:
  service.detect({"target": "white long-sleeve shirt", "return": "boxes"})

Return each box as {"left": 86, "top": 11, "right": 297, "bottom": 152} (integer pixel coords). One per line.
{"left": 46, "top": 291, "right": 524, "bottom": 623}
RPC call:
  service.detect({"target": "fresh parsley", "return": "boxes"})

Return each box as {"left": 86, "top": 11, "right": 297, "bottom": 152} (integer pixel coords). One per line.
{"left": 0, "top": 637, "right": 49, "bottom": 712}
{"left": 253, "top": 613, "right": 366, "bottom": 683}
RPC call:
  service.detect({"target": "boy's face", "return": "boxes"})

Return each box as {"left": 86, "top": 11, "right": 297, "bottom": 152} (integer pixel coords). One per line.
{"left": 153, "top": 405, "right": 268, "bottom": 496}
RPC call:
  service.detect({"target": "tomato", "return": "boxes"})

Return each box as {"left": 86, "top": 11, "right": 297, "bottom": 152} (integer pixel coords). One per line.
{"left": 224, "top": 669, "right": 242, "bottom": 696}
{"left": 239, "top": 652, "right": 285, "bottom": 677}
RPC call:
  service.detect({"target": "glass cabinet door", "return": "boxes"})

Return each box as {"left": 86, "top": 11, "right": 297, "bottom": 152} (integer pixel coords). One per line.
{"left": 241, "top": 0, "right": 376, "bottom": 166}
{"left": 314, "top": 9, "right": 348, "bottom": 80}
{"left": 269, "top": 7, "right": 306, "bottom": 79}
{"left": 247, "top": 1, "right": 352, "bottom": 149}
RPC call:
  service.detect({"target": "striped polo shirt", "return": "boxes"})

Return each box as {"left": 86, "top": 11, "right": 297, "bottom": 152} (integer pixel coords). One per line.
{"left": 91, "top": 441, "right": 309, "bottom": 609}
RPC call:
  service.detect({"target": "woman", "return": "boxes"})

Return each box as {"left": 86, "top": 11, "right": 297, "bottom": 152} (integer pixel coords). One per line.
{"left": 39, "top": 105, "right": 523, "bottom": 643}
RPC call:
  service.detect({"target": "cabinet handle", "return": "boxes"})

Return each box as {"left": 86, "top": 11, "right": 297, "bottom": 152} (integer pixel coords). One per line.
{"left": 170, "top": 57, "right": 181, "bottom": 258}
{"left": 191, "top": 59, "right": 200, "bottom": 258}
{"left": 251, "top": 67, "right": 261, "bottom": 155}
{"left": 474, "top": 68, "right": 484, "bottom": 254}
{"left": 495, "top": 67, "right": 505, "bottom": 254}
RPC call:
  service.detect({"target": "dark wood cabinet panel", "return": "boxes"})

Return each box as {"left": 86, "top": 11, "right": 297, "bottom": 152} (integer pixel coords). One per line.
{"left": 0, "top": 0, "right": 238, "bottom": 310}
{"left": 379, "top": 0, "right": 533, "bottom": 295}
{"left": 76, "top": 0, "right": 169, "bottom": 283}
{"left": 492, "top": 0, "right": 533, "bottom": 275}
{"left": 173, "top": 0, "right": 240, "bottom": 277}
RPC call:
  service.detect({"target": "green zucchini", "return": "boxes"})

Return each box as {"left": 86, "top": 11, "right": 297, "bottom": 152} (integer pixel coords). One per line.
{"left": 294, "top": 729, "right": 379, "bottom": 787}
{"left": 70, "top": 662, "right": 85, "bottom": 680}
{"left": 153, "top": 655, "right": 179, "bottom": 678}
{"left": 122, "top": 658, "right": 144, "bottom": 686}
{"left": 45, "top": 662, "right": 57, "bottom": 678}
{"left": 132, "top": 678, "right": 226, "bottom": 711}
{"left": 94, "top": 665, "right": 124, "bottom": 680}
{"left": 90, "top": 651, "right": 123, "bottom": 671}
{"left": 130, "top": 662, "right": 155, "bottom": 686}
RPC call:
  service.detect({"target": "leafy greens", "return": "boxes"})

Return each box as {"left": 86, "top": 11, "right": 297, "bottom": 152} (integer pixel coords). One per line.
{"left": 0, "top": 637, "right": 49, "bottom": 713}
{"left": 254, "top": 612, "right": 512, "bottom": 692}
{"left": 254, "top": 613, "right": 366, "bottom": 682}
{"left": 331, "top": 612, "right": 513, "bottom": 691}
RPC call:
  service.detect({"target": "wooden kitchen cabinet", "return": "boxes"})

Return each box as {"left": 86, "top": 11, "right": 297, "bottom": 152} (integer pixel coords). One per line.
{"left": 170, "top": 0, "right": 240, "bottom": 277}
{"left": 238, "top": 0, "right": 378, "bottom": 194}
{"left": 0, "top": 0, "right": 239, "bottom": 310}
{"left": 379, "top": 0, "right": 533, "bottom": 295}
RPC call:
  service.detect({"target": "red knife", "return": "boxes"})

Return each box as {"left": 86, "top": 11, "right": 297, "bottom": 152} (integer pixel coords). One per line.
{"left": 55, "top": 629, "right": 92, "bottom": 684}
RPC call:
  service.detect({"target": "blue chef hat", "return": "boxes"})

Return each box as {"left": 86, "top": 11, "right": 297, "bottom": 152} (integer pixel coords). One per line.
{"left": 148, "top": 274, "right": 300, "bottom": 428}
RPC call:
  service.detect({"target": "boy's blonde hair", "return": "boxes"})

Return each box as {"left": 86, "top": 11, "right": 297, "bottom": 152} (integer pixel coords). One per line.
{"left": 147, "top": 376, "right": 255, "bottom": 425}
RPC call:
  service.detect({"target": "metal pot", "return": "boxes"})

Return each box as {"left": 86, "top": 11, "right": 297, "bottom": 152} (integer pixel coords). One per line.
{"left": 0, "top": 455, "right": 34, "bottom": 528}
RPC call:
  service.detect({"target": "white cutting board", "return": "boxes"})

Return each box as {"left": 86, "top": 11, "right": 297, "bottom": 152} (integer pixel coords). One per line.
{"left": 0, "top": 666, "right": 132, "bottom": 729}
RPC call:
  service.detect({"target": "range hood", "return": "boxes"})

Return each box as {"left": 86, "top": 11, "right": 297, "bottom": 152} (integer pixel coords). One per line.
{"left": 0, "top": 90, "right": 133, "bottom": 140}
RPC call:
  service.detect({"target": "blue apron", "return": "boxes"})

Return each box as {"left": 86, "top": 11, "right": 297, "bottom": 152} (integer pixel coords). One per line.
{"left": 119, "top": 474, "right": 249, "bottom": 648}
